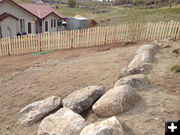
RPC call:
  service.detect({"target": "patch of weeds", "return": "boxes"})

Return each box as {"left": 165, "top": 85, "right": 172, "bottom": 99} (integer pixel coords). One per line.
{"left": 172, "top": 48, "right": 180, "bottom": 54}
{"left": 171, "top": 65, "right": 180, "bottom": 72}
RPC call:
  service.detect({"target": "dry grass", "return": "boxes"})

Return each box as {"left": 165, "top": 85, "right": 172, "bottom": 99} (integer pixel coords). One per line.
{"left": 54, "top": 5, "right": 180, "bottom": 26}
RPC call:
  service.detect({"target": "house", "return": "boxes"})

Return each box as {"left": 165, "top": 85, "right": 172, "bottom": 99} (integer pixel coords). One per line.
{"left": 0, "top": 0, "right": 67, "bottom": 38}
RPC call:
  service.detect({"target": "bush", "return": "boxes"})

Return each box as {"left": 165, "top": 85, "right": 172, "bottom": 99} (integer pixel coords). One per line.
{"left": 172, "top": 48, "right": 179, "bottom": 54}
{"left": 171, "top": 65, "right": 180, "bottom": 72}
{"left": 55, "top": 5, "right": 59, "bottom": 9}
{"left": 67, "top": 0, "right": 76, "bottom": 7}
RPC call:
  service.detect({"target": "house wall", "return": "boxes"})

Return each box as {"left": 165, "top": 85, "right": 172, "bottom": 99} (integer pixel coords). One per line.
{"left": 42, "top": 14, "right": 59, "bottom": 33}
{"left": 0, "top": 0, "right": 37, "bottom": 36}
{"left": 0, "top": 17, "right": 17, "bottom": 37}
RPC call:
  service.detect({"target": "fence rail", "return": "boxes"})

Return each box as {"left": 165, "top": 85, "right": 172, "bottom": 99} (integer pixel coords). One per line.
{"left": 0, "top": 20, "right": 180, "bottom": 56}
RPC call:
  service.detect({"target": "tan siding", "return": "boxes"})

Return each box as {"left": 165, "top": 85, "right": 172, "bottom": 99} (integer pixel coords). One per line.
{"left": 0, "top": 17, "right": 17, "bottom": 37}
{"left": 0, "top": 0, "right": 37, "bottom": 35}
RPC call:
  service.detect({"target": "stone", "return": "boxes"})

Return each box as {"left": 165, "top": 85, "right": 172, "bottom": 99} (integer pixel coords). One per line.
{"left": 38, "top": 108, "right": 86, "bottom": 135}
{"left": 128, "top": 51, "right": 155, "bottom": 69}
{"left": 154, "top": 40, "right": 171, "bottom": 48}
{"left": 135, "top": 44, "right": 158, "bottom": 55}
{"left": 80, "top": 116, "right": 125, "bottom": 135}
{"left": 118, "top": 63, "right": 153, "bottom": 79}
{"left": 115, "top": 74, "right": 149, "bottom": 89}
{"left": 128, "top": 63, "right": 153, "bottom": 75}
{"left": 92, "top": 85, "right": 139, "bottom": 117}
{"left": 118, "top": 43, "right": 158, "bottom": 80}
{"left": 154, "top": 37, "right": 176, "bottom": 48}
{"left": 117, "top": 68, "right": 129, "bottom": 79}
{"left": 62, "top": 86, "right": 104, "bottom": 114}
{"left": 18, "top": 96, "right": 62, "bottom": 126}
{"left": 162, "top": 37, "right": 176, "bottom": 42}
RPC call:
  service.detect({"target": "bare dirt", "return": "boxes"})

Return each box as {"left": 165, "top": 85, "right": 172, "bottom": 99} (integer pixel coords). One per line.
{"left": 0, "top": 42, "right": 180, "bottom": 135}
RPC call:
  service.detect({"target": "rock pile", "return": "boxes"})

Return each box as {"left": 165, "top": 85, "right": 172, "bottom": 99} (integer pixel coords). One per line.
{"left": 18, "top": 39, "right": 175, "bottom": 135}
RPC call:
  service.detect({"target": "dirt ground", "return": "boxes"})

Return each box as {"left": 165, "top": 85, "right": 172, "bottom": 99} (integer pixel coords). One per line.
{"left": 0, "top": 42, "right": 180, "bottom": 135}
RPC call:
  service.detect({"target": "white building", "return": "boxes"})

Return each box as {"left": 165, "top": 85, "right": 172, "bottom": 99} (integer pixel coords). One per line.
{"left": 67, "top": 17, "right": 89, "bottom": 30}
{"left": 0, "top": 0, "right": 67, "bottom": 38}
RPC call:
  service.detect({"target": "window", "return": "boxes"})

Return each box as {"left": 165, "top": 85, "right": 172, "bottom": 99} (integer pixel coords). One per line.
{"left": 51, "top": 19, "right": 53, "bottom": 28}
{"left": 54, "top": 19, "right": 56, "bottom": 27}
{"left": 28, "top": 22, "right": 32, "bottom": 34}
{"left": 20, "top": 19, "right": 25, "bottom": 33}
{"left": 45, "top": 21, "right": 48, "bottom": 32}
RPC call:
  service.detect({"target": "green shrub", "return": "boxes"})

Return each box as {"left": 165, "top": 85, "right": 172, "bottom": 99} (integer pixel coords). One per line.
{"left": 67, "top": 0, "right": 76, "bottom": 8}
{"left": 171, "top": 65, "right": 180, "bottom": 72}
{"left": 172, "top": 48, "right": 180, "bottom": 54}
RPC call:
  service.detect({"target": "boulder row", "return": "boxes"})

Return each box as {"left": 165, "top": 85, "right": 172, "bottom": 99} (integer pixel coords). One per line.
{"left": 118, "top": 43, "right": 159, "bottom": 79}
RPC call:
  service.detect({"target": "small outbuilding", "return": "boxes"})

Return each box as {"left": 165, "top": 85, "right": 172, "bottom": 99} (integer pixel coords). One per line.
{"left": 66, "top": 17, "right": 89, "bottom": 30}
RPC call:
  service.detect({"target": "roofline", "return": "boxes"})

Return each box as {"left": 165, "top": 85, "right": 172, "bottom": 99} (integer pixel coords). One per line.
{"left": 0, "top": 0, "right": 39, "bottom": 19}
{"left": 0, "top": 12, "right": 19, "bottom": 21}
{"left": 0, "top": 0, "right": 67, "bottom": 19}
{"left": 43, "top": 12, "right": 67, "bottom": 20}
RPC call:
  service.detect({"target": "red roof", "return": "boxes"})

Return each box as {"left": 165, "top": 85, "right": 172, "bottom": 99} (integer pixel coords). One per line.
{"left": 18, "top": 4, "right": 66, "bottom": 19}
{"left": 0, "top": 12, "right": 19, "bottom": 21}
{"left": 0, "top": 0, "right": 66, "bottom": 19}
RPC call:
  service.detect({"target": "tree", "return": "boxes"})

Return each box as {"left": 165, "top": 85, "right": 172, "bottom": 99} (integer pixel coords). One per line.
{"left": 67, "top": 0, "right": 76, "bottom": 8}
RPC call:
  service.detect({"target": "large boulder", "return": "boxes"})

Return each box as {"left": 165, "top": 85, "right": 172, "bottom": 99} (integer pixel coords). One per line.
{"left": 80, "top": 116, "right": 125, "bottom": 135}
{"left": 115, "top": 74, "right": 149, "bottom": 89}
{"left": 128, "top": 51, "right": 155, "bottom": 69}
{"left": 38, "top": 108, "right": 86, "bottom": 135}
{"left": 18, "top": 96, "right": 62, "bottom": 126}
{"left": 118, "top": 63, "right": 153, "bottom": 79}
{"left": 135, "top": 44, "right": 159, "bottom": 55}
{"left": 92, "top": 85, "right": 139, "bottom": 117}
{"left": 62, "top": 86, "right": 104, "bottom": 114}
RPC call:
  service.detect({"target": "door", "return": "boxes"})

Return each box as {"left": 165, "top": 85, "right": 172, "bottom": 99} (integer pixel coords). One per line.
{"left": 45, "top": 21, "right": 48, "bottom": 32}
{"left": 28, "top": 22, "right": 32, "bottom": 34}
{"left": 36, "top": 20, "right": 42, "bottom": 33}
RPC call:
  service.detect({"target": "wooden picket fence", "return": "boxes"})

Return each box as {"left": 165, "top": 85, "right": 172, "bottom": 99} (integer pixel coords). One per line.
{"left": 0, "top": 20, "right": 180, "bottom": 56}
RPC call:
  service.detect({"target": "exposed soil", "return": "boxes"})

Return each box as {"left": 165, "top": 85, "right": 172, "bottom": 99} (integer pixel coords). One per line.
{"left": 0, "top": 41, "right": 180, "bottom": 135}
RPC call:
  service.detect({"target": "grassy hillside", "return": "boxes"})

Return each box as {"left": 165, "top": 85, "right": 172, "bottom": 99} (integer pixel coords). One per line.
{"left": 12, "top": 0, "right": 180, "bottom": 26}
{"left": 55, "top": 5, "right": 180, "bottom": 25}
